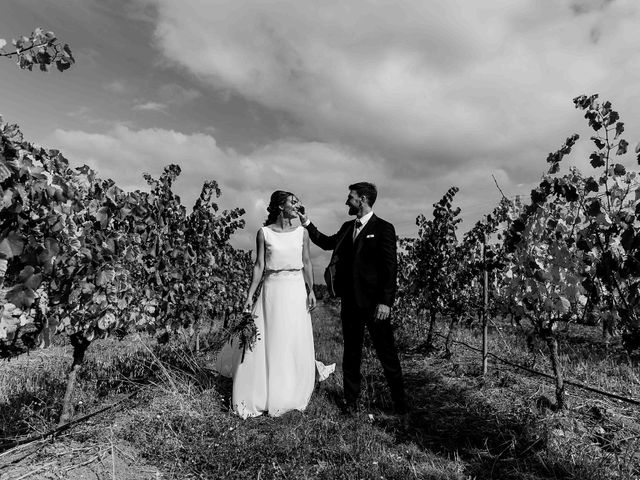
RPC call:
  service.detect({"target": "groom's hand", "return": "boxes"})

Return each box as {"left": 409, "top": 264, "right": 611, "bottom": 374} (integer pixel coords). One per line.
{"left": 295, "top": 205, "right": 308, "bottom": 224}
{"left": 374, "top": 304, "right": 391, "bottom": 322}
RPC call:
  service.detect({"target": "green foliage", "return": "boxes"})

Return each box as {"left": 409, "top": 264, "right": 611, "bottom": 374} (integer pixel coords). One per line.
{"left": 0, "top": 118, "right": 77, "bottom": 355}
{"left": 0, "top": 117, "right": 251, "bottom": 359}
{"left": 395, "top": 94, "right": 640, "bottom": 409}
{"left": 500, "top": 170, "right": 588, "bottom": 336}
{"left": 396, "top": 93, "right": 640, "bottom": 366}
{"left": 503, "top": 95, "right": 640, "bottom": 350}
{"left": 0, "top": 28, "right": 74, "bottom": 72}
{"left": 396, "top": 187, "right": 466, "bottom": 347}
{"left": 128, "top": 165, "right": 251, "bottom": 340}
{"left": 454, "top": 198, "right": 512, "bottom": 320}
{"left": 398, "top": 186, "right": 461, "bottom": 314}
{"left": 397, "top": 189, "right": 511, "bottom": 347}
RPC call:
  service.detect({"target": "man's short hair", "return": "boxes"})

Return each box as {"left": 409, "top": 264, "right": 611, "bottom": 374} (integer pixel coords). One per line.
{"left": 349, "top": 182, "right": 377, "bottom": 207}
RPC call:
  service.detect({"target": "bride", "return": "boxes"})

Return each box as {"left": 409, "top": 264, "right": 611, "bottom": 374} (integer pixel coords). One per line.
{"left": 216, "top": 190, "right": 319, "bottom": 418}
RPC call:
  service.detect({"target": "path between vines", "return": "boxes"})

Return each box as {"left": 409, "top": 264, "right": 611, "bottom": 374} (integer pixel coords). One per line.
{"left": 1, "top": 301, "right": 638, "bottom": 479}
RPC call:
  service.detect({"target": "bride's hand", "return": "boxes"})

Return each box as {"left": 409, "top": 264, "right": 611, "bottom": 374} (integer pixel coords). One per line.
{"left": 242, "top": 299, "right": 253, "bottom": 312}
{"left": 307, "top": 290, "right": 316, "bottom": 312}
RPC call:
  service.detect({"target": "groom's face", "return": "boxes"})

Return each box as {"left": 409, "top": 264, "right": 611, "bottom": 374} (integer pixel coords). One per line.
{"left": 345, "top": 190, "right": 363, "bottom": 216}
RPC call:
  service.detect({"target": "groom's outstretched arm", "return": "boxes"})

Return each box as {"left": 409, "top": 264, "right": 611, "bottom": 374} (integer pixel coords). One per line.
{"left": 298, "top": 210, "right": 348, "bottom": 251}
{"left": 305, "top": 222, "right": 346, "bottom": 251}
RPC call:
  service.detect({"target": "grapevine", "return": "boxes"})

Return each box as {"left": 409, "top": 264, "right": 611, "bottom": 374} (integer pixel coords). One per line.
{"left": 0, "top": 117, "right": 251, "bottom": 423}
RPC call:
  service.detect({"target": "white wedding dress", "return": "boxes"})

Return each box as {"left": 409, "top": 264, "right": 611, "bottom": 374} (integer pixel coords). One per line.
{"left": 215, "top": 226, "right": 320, "bottom": 418}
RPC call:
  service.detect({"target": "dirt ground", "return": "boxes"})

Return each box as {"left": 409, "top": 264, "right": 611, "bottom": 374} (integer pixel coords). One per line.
{"left": 1, "top": 301, "right": 639, "bottom": 479}
{"left": 0, "top": 340, "right": 163, "bottom": 479}
{"left": 0, "top": 409, "right": 163, "bottom": 480}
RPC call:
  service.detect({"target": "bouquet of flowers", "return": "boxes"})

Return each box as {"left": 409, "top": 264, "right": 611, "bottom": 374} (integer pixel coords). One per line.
{"left": 230, "top": 309, "right": 260, "bottom": 363}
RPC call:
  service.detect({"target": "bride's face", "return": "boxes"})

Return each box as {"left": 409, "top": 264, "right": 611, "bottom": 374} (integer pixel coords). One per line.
{"left": 281, "top": 195, "right": 300, "bottom": 219}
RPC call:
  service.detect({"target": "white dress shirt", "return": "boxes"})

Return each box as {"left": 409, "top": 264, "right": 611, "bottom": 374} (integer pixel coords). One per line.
{"left": 353, "top": 211, "right": 373, "bottom": 240}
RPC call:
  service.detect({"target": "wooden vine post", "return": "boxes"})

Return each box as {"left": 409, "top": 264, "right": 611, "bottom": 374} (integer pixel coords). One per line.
{"left": 482, "top": 233, "right": 489, "bottom": 375}
{"left": 59, "top": 334, "right": 91, "bottom": 425}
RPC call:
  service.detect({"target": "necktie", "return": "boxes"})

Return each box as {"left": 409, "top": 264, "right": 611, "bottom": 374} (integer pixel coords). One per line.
{"left": 353, "top": 219, "right": 362, "bottom": 241}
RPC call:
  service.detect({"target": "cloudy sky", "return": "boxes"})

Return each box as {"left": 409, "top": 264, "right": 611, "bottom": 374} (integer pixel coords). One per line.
{"left": 1, "top": 0, "right": 639, "bottom": 279}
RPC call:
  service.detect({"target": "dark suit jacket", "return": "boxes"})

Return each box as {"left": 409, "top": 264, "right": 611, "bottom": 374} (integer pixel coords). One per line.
{"left": 307, "top": 214, "right": 397, "bottom": 309}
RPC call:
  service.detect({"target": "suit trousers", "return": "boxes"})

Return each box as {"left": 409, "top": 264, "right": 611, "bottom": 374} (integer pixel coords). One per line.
{"left": 340, "top": 298, "right": 405, "bottom": 408}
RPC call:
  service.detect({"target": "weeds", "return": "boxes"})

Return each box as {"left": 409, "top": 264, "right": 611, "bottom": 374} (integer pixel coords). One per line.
{"left": 1, "top": 305, "right": 639, "bottom": 479}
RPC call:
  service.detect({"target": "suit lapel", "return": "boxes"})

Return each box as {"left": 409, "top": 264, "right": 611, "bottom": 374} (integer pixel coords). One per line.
{"left": 336, "top": 221, "right": 355, "bottom": 256}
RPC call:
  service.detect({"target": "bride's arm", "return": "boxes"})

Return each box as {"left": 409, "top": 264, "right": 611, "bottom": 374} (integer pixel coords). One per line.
{"left": 302, "top": 229, "right": 316, "bottom": 311}
{"left": 243, "top": 229, "right": 265, "bottom": 311}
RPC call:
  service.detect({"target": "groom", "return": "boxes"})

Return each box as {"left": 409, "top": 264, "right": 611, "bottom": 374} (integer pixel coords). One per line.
{"left": 298, "top": 182, "right": 407, "bottom": 414}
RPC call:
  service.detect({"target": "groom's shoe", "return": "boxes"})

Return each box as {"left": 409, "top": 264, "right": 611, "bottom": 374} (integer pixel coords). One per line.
{"left": 392, "top": 399, "right": 410, "bottom": 416}
{"left": 389, "top": 400, "right": 411, "bottom": 429}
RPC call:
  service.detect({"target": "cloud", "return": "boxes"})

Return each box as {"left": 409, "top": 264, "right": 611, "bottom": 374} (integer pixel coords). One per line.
{"left": 66, "top": 106, "right": 101, "bottom": 125}
{"left": 157, "top": 83, "right": 201, "bottom": 106}
{"left": 38, "top": 1, "right": 640, "bottom": 278}
{"left": 103, "top": 80, "right": 132, "bottom": 95}
{"left": 131, "top": 84, "right": 200, "bottom": 114}
{"left": 132, "top": 101, "right": 168, "bottom": 112}
{"left": 571, "top": 0, "right": 615, "bottom": 16}
{"left": 135, "top": 0, "right": 640, "bottom": 184}
{"left": 51, "top": 126, "right": 225, "bottom": 201}
{"left": 64, "top": 106, "right": 137, "bottom": 129}
{"left": 50, "top": 124, "right": 381, "bottom": 221}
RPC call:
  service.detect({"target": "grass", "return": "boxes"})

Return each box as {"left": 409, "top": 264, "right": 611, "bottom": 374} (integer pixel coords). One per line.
{"left": 0, "top": 303, "right": 639, "bottom": 479}
{"left": 0, "top": 333, "right": 157, "bottom": 438}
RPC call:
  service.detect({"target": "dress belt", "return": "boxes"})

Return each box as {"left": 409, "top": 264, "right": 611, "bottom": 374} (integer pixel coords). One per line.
{"left": 264, "top": 268, "right": 303, "bottom": 276}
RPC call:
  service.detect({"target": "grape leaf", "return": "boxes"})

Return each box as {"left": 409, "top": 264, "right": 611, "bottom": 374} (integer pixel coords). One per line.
{"left": 613, "top": 164, "right": 626, "bottom": 176}
{"left": 586, "top": 200, "right": 601, "bottom": 216}
{"left": 585, "top": 177, "right": 599, "bottom": 193}
{"left": 97, "top": 311, "right": 116, "bottom": 330}
{"left": 554, "top": 296, "right": 571, "bottom": 314}
{"left": 617, "top": 139, "right": 628, "bottom": 155}
{"left": 589, "top": 152, "right": 605, "bottom": 168}
{"left": 37, "top": 237, "right": 60, "bottom": 264}
{"left": 96, "top": 269, "right": 115, "bottom": 286}
{"left": 591, "top": 136, "right": 606, "bottom": 150}
{"left": 0, "top": 162, "right": 12, "bottom": 181}
{"left": 0, "top": 232, "right": 25, "bottom": 259}
{"left": 5, "top": 285, "right": 36, "bottom": 309}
